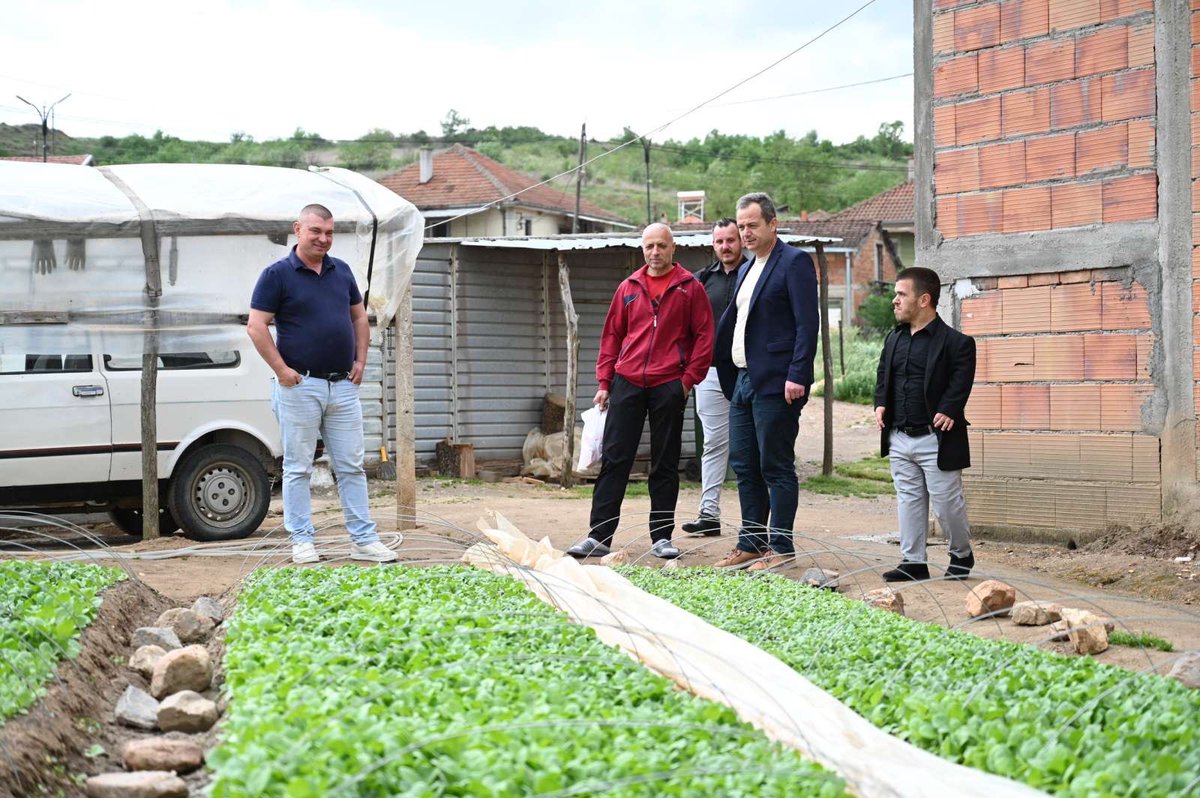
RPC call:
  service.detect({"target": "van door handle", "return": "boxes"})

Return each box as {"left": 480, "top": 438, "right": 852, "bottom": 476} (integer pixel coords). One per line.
{"left": 72, "top": 385, "right": 105, "bottom": 397}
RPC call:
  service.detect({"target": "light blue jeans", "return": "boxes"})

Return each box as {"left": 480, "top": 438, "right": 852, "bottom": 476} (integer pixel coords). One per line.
{"left": 272, "top": 377, "right": 378, "bottom": 545}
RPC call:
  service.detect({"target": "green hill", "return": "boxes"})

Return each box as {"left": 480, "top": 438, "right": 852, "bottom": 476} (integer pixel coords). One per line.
{"left": 0, "top": 120, "right": 912, "bottom": 224}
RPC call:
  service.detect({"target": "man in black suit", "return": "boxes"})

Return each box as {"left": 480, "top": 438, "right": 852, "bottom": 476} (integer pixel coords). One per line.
{"left": 712, "top": 192, "right": 819, "bottom": 571}
{"left": 873, "top": 267, "right": 977, "bottom": 582}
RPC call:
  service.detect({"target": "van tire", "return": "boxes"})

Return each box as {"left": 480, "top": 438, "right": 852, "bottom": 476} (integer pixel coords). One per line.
{"left": 107, "top": 506, "right": 180, "bottom": 538}
{"left": 168, "top": 444, "right": 270, "bottom": 542}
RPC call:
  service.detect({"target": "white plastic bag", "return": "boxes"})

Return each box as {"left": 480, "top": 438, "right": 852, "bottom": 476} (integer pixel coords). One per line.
{"left": 577, "top": 405, "right": 607, "bottom": 470}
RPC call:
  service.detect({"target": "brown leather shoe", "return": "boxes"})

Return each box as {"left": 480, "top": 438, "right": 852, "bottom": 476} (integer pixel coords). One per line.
{"left": 714, "top": 549, "right": 762, "bottom": 569}
{"left": 747, "top": 552, "right": 792, "bottom": 572}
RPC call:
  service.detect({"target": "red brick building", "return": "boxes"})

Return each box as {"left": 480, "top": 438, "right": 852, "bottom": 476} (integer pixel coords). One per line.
{"left": 915, "top": 0, "right": 1190, "bottom": 537}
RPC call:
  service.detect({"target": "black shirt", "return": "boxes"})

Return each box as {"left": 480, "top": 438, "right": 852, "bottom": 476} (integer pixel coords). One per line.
{"left": 889, "top": 316, "right": 941, "bottom": 428}
{"left": 694, "top": 260, "right": 741, "bottom": 358}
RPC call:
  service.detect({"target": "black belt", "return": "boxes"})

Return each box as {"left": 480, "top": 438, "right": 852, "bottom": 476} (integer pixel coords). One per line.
{"left": 894, "top": 424, "right": 934, "bottom": 437}
{"left": 307, "top": 370, "right": 350, "bottom": 382}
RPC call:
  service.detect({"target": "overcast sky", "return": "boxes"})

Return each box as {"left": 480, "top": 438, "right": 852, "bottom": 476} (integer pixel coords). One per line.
{"left": 0, "top": 0, "right": 914, "bottom": 147}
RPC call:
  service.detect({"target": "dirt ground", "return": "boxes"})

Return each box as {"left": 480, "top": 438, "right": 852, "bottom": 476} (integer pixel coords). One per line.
{"left": 6, "top": 399, "right": 1197, "bottom": 672}
{"left": 3, "top": 399, "right": 1200, "bottom": 793}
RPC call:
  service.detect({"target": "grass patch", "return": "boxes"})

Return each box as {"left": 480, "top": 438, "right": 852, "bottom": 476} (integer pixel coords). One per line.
{"left": 1110, "top": 630, "right": 1174, "bottom": 652}
{"left": 812, "top": 328, "right": 887, "bottom": 405}
{"left": 571, "top": 480, "right": 701, "bottom": 499}
{"left": 802, "top": 456, "right": 893, "bottom": 497}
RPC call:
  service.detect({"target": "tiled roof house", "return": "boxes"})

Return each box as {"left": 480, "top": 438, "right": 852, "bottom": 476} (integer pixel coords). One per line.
{"left": 378, "top": 144, "right": 633, "bottom": 237}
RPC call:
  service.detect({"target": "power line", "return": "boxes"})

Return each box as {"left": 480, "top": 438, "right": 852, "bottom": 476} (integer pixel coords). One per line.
{"left": 647, "top": 142, "right": 910, "bottom": 172}
{"left": 713, "top": 73, "right": 913, "bottom": 107}
{"left": 420, "top": 0, "right": 882, "bottom": 232}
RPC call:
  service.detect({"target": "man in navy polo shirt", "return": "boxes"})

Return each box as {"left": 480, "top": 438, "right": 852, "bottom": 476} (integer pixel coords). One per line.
{"left": 248, "top": 203, "right": 398, "bottom": 564}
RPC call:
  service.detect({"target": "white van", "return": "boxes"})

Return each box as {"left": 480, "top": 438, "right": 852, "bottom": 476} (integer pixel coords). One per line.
{"left": 0, "top": 337, "right": 280, "bottom": 540}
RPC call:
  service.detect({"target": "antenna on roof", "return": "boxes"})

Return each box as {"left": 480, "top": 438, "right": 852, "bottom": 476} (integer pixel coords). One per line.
{"left": 16, "top": 93, "right": 71, "bottom": 162}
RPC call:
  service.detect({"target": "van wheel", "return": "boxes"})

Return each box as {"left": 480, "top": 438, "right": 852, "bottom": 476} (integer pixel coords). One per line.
{"left": 107, "top": 506, "right": 180, "bottom": 537}
{"left": 168, "top": 444, "right": 270, "bottom": 542}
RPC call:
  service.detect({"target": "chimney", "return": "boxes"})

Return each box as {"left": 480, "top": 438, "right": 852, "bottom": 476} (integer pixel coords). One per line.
{"left": 907, "top": 158, "right": 915, "bottom": 180}
{"left": 419, "top": 147, "right": 434, "bottom": 184}
{"left": 800, "top": 210, "right": 808, "bottom": 221}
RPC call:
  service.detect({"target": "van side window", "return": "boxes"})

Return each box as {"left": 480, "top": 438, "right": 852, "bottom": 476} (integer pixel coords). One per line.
{"left": 103, "top": 351, "right": 241, "bottom": 371}
{"left": 0, "top": 353, "right": 93, "bottom": 375}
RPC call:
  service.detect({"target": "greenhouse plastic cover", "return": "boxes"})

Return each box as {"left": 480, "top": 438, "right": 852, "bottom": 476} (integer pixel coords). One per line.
{"left": 0, "top": 161, "right": 424, "bottom": 355}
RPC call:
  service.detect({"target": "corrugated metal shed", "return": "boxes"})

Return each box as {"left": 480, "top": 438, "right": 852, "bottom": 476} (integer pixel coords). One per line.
{"left": 384, "top": 232, "right": 845, "bottom": 470}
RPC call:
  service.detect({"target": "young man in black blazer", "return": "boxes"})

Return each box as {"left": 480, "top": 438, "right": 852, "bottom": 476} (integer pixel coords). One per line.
{"left": 873, "top": 267, "right": 977, "bottom": 582}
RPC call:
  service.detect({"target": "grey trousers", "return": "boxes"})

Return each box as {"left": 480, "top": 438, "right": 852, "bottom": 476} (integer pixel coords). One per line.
{"left": 695, "top": 366, "right": 730, "bottom": 518}
{"left": 888, "top": 429, "right": 973, "bottom": 563}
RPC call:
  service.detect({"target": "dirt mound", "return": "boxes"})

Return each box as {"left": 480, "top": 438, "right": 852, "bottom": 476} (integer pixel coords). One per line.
{"left": 1084, "top": 522, "right": 1200, "bottom": 559}
{"left": 0, "top": 578, "right": 171, "bottom": 797}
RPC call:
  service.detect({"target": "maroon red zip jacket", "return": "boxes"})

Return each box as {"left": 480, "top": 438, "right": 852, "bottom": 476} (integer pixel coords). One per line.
{"left": 596, "top": 263, "right": 714, "bottom": 392}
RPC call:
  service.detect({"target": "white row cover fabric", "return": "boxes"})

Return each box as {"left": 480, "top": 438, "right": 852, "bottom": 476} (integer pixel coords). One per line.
{"left": 0, "top": 162, "right": 423, "bottom": 354}
{"left": 467, "top": 513, "right": 1046, "bottom": 798}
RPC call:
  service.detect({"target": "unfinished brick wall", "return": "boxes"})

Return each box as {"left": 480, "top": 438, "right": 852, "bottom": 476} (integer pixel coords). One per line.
{"left": 1194, "top": 1, "right": 1200, "bottom": 481}
{"left": 959, "top": 269, "right": 1159, "bottom": 531}
{"left": 932, "top": 0, "right": 1157, "bottom": 239}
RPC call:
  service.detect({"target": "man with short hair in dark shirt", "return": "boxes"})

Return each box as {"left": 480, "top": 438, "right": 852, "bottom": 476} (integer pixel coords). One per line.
{"left": 873, "top": 266, "right": 976, "bottom": 582}
{"left": 247, "top": 203, "right": 398, "bottom": 565}
{"left": 681, "top": 218, "right": 743, "bottom": 537}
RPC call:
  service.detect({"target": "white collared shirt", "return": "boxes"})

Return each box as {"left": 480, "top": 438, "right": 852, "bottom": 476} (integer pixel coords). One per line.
{"left": 730, "top": 253, "right": 768, "bottom": 368}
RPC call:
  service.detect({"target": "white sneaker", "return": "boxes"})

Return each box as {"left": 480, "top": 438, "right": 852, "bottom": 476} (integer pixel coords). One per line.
{"left": 350, "top": 540, "right": 399, "bottom": 563}
{"left": 292, "top": 542, "right": 320, "bottom": 564}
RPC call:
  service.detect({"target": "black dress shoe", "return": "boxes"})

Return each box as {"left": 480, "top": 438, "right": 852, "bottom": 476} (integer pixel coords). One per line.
{"left": 681, "top": 515, "right": 722, "bottom": 536}
{"left": 946, "top": 552, "right": 975, "bottom": 580}
{"left": 882, "top": 561, "right": 930, "bottom": 582}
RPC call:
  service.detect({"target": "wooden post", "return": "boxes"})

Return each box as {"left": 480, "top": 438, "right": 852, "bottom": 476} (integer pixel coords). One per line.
{"left": 394, "top": 281, "right": 416, "bottom": 530}
{"left": 140, "top": 316, "right": 160, "bottom": 538}
{"left": 557, "top": 252, "right": 580, "bottom": 487}
{"left": 815, "top": 242, "right": 834, "bottom": 478}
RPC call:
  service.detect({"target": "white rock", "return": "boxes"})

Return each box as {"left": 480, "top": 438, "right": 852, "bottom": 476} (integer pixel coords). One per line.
{"left": 191, "top": 596, "right": 225, "bottom": 624}
{"left": 1167, "top": 651, "right": 1200, "bottom": 689}
{"left": 156, "top": 607, "right": 215, "bottom": 644}
{"left": 131, "top": 627, "right": 181, "bottom": 651}
{"left": 121, "top": 737, "right": 205, "bottom": 773}
{"left": 151, "top": 645, "right": 213, "bottom": 699}
{"left": 965, "top": 580, "right": 1016, "bottom": 618}
{"left": 85, "top": 771, "right": 188, "bottom": 798}
{"left": 1011, "top": 601, "right": 1062, "bottom": 626}
{"left": 600, "top": 550, "right": 629, "bottom": 566}
{"left": 1060, "top": 608, "right": 1110, "bottom": 655}
{"left": 864, "top": 587, "right": 905, "bottom": 615}
{"left": 114, "top": 685, "right": 159, "bottom": 730}
{"left": 158, "top": 690, "right": 219, "bottom": 733}
{"left": 128, "top": 645, "right": 167, "bottom": 680}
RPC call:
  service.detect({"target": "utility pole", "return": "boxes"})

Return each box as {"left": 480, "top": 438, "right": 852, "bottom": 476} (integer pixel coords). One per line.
{"left": 572, "top": 123, "right": 586, "bottom": 234}
{"left": 16, "top": 93, "right": 71, "bottom": 162}
{"left": 642, "top": 137, "right": 652, "bottom": 225}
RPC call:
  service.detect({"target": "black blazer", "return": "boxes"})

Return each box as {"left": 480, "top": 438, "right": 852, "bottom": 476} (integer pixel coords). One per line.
{"left": 873, "top": 316, "right": 976, "bottom": 471}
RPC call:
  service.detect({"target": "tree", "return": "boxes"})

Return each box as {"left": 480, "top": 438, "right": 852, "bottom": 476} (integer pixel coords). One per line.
{"left": 441, "top": 109, "right": 471, "bottom": 140}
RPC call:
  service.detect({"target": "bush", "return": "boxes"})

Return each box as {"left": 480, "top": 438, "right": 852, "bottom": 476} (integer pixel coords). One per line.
{"left": 856, "top": 291, "right": 896, "bottom": 335}
{"left": 811, "top": 327, "right": 885, "bottom": 405}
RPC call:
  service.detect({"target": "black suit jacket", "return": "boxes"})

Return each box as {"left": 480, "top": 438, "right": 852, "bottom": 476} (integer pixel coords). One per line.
{"left": 874, "top": 316, "right": 976, "bottom": 471}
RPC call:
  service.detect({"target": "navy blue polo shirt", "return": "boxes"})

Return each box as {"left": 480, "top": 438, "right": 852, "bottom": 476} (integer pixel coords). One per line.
{"left": 250, "top": 246, "right": 362, "bottom": 375}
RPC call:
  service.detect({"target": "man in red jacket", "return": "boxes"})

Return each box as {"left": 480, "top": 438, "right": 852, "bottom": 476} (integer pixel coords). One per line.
{"left": 568, "top": 223, "right": 715, "bottom": 560}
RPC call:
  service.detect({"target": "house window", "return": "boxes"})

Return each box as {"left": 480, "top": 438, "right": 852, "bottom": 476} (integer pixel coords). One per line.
{"left": 875, "top": 243, "right": 884, "bottom": 281}
{"left": 429, "top": 220, "right": 451, "bottom": 237}
{"left": 523, "top": 219, "right": 532, "bottom": 236}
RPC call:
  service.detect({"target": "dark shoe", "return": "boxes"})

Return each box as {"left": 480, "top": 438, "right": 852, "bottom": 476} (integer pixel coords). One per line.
{"left": 567, "top": 537, "right": 611, "bottom": 559}
{"left": 882, "top": 561, "right": 931, "bottom": 582}
{"left": 650, "top": 539, "right": 681, "bottom": 559}
{"left": 682, "top": 515, "right": 722, "bottom": 536}
{"left": 946, "top": 552, "right": 975, "bottom": 580}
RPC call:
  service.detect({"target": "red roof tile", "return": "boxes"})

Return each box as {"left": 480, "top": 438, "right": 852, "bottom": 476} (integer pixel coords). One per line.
{"left": 827, "top": 179, "right": 914, "bottom": 223}
{"left": 377, "top": 145, "right": 627, "bottom": 223}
